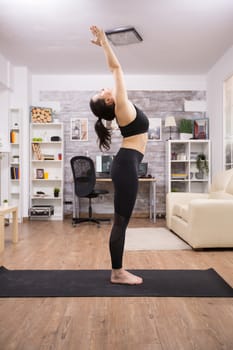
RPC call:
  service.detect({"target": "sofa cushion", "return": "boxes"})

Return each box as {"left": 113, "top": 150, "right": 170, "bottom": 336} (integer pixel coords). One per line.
{"left": 209, "top": 191, "right": 233, "bottom": 199}
{"left": 173, "top": 204, "right": 189, "bottom": 222}
{"left": 210, "top": 168, "right": 233, "bottom": 192}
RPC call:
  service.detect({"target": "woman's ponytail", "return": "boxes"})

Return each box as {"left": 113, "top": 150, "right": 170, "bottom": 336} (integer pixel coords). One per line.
{"left": 89, "top": 97, "right": 115, "bottom": 151}
{"left": 95, "top": 118, "right": 112, "bottom": 151}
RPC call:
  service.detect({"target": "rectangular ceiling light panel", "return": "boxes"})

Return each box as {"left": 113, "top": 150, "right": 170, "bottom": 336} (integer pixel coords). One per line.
{"left": 105, "top": 26, "right": 143, "bottom": 46}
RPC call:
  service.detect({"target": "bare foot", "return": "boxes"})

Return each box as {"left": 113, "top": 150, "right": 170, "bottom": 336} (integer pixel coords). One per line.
{"left": 111, "top": 269, "right": 143, "bottom": 285}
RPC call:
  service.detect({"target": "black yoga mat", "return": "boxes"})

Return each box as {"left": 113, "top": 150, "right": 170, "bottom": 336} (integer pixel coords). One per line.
{"left": 0, "top": 266, "right": 232, "bottom": 298}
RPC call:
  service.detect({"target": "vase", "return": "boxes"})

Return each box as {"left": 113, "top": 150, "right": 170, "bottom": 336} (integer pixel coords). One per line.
{"left": 195, "top": 171, "right": 204, "bottom": 179}
{"left": 180, "top": 133, "right": 193, "bottom": 140}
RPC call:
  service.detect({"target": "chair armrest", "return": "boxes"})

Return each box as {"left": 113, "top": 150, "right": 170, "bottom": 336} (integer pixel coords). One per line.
{"left": 166, "top": 192, "right": 209, "bottom": 228}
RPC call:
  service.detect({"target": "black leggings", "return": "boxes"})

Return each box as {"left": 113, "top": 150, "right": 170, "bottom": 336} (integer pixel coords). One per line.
{"left": 109, "top": 148, "right": 143, "bottom": 269}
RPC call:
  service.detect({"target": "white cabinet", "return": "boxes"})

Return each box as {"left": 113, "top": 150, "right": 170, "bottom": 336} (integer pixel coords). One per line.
{"left": 166, "top": 140, "right": 211, "bottom": 193}
{"left": 8, "top": 108, "right": 22, "bottom": 222}
{"left": 29, "top": 122, "right": 64, "bottom": 220}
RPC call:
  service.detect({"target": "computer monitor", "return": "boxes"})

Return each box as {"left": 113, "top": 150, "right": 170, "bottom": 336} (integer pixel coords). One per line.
{"left": 96, "top": 155, "right": 114, "bottom": 174}
{"left": 138, "top": 162, "right": 148, "bottom": 177}
{"left": 96, "top": 156, "right": 147, "bottom": 177}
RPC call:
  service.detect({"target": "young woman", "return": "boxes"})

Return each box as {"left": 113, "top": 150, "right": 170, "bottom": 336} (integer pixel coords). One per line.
{"left": 89, "top": 25, "right": 149, "bottom": 285}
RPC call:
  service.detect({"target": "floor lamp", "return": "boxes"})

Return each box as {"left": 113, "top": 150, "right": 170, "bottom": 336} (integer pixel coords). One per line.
{"left": 165, "top": 116, "right": 176, "bottom": 140}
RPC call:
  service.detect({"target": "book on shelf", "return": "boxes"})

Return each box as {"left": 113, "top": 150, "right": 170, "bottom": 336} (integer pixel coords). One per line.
{"left": 10, "top": 166, "right": 20, "bottom": 179}
{"left": 43, "top": 154, "right": 55, "bottom": 160}
{"left": 171, "top": 173, "right": 188, "bottom": 179}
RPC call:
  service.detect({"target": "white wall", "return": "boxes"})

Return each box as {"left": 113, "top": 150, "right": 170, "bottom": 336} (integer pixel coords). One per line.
{"left": 31, "top": 74, "right": 206, "bottom": 103}
{"left": 0, "top": 53, "right": 12, "bottom": 153}
{"left": 0, "top": 90, "right": 10, "bottom": 153}
{"left": 0, "top": 90, "right": 10, "bottom": 203}
{"left": 0, "top": 53, "right": 12, "bottom": 89}
{"left": 207, "top": 45, "right": 233, "bottom": 175}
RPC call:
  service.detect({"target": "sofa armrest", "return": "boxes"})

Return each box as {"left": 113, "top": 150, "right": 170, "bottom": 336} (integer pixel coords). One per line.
{"left": 188, "top": 199, "right": 233, "bottom": 241}
{"left": 166, "top": 192, "right": 209, "bottom": 228}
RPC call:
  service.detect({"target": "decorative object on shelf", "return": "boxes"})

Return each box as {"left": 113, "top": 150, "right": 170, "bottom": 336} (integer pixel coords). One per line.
{"left": 32, "top": 143, "right": 43, "bottom": 160}
{"left": 190, "top": 151, "right": 198, "bottom": 160}
{"left": 13, "top": 122, "right": 19, "bottom": 128}
{"left": 179, "top": 119, "right": 193, "bottom": 140}
{"left": 196, "top": 153, "right": 209, "bottom": 179}
{"left": 148, "top": 118, "right": 162, "bottom": 141}
{"left": 193, "top": 118, "right": 209, "bottom": 139}
{"left": 10, "top": 129, "right": 19, "bottom": 143}
{"left": 12, "top": 155, "right": 20, "bottom": 164}
{"left": 54, "top": 187, "right": 60, "bottom": 198}
{"left": 35, "top": 191, "right": 46, "bottom": 198}
{"left": 30, "top": 107, "right": 53, "bottom": 123}
{"left": 32, "top": 137, "right": 43, "bottom": 142}
{"left": 51, "top": 136, "right": 61, "bottom": 142}
{"left": 3, "top": 199, "right": 8, "bottom": 207}
{"left": 177, "top": 153, "right": 186, "bottom": 161}
{"left": 165, "top": 116, "right": 176, "bottom": 140}
{"left": 71, "top": 118, "right": 88, "bottom": 141}
{"left": 36, "top": 168, "right": 44, "bottom": 179}
{"left": 53, "top": 117, "right": 59, "bottom": 123}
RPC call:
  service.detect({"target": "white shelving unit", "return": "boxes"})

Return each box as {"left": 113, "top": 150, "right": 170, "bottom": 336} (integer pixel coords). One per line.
{"left": 224, "top": 76, "right": 233, "bottom": 170}
{"left": 29, "top": 122, "right": 64, "bottom": 220}
{"left": 166, "top": 140, "right": 211, "bottom": 193}
{"left": 8, "top": 108, "right": 23, "bottom": 222}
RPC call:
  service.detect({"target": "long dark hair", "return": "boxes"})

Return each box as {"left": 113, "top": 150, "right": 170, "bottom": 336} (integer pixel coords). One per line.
{"left": 89, "top": 98, "right": 116, "bottom": 151}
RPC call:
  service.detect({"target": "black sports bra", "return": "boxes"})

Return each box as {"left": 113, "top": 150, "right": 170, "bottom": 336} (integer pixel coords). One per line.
{"left": 119, "top": 105, "right": 149, "bottom": 138}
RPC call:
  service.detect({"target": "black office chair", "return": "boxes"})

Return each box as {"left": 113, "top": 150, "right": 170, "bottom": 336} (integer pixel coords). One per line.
{"left": 70, "top": 156, "right": 111, "bottom": 227}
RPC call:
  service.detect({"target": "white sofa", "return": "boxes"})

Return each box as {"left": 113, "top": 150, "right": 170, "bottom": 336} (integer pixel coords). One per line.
{"left": 166, "top": 168, "right": 233, "bottom": 249}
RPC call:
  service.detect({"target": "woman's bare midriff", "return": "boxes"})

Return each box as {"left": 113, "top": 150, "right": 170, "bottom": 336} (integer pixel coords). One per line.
{"left": 121, "top": 133, "right": 148, "bottom": 155}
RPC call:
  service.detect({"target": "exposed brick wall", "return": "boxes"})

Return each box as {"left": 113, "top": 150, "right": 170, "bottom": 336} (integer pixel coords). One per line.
{"left": 39, "top": 90, "right": 206, "bottom": 217}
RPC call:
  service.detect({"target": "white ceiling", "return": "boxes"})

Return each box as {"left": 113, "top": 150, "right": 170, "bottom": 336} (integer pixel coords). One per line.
{"left": 0, "top": 0, "right": 233, "bottom": 75}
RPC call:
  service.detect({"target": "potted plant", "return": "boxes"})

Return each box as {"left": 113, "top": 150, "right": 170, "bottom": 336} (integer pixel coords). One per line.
{"left": 179, "top": 119, "right": 193, "bottom": 140}
{"left": 196, "top": 153, "right": 209, "bottom": 179}
{"left": 3, "top": 199, "right": 8, "bottom": 207}
{"left": 54, "top": 187, "right": 60, "bottom": 198}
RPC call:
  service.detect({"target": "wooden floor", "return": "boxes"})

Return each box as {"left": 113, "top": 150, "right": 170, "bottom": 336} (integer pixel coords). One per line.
{"left": 0, "top": 217, "right": 233, "bottom": 350}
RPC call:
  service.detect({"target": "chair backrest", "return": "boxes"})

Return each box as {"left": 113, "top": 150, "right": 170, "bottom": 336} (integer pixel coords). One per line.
{"left": 70, "top": 156, "right": 96, "bottom": 197}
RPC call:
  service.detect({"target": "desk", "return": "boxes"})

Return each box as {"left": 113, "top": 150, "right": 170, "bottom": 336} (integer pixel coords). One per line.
{"left": 96, "top": 177, "right": 157, "bottom": 222}
{"left": 0, "top": 206, "right": 19, "bottom": 252}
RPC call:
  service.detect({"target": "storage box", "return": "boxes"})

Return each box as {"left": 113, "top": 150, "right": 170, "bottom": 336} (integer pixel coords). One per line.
{"left": 29, "top": 205, "right": 54, "bottom": 218}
